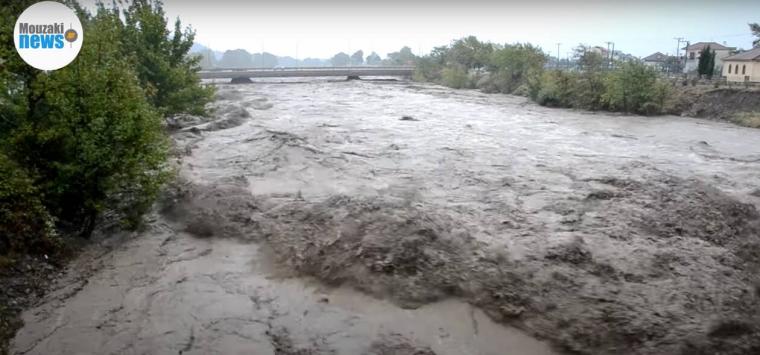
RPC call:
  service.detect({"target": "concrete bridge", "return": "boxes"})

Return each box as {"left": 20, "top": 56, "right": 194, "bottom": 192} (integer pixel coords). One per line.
{"left": 199, "top": 66, "right": 414, "bottom": 82}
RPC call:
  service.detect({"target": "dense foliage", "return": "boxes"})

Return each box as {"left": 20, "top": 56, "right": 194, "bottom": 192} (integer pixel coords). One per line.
{"left": 0, "top": 0, "right": 211, "bottom": 257}
{"left": 123, "top": 0, "right": 214, "bottom": 116}
{"left": 0, "top": 153, "right": 57, "bottom": 255}
{"left": 330, "top": 52, "right": 350, "bottom": 67}
{"left": 697, "top": 45, "right": 716, "bottom": 78}
{"left": 413, "top": 36, "right": 673, "bottom": 115}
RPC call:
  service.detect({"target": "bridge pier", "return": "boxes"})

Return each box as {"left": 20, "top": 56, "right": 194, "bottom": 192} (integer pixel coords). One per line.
{"left": 230, "top": 77, "right": 252, "bottom": 84}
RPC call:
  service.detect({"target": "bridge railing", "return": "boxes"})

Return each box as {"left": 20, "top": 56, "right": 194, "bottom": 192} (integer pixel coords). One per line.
{"left": 200, "top": 66, "right": 415, "bottom": 73}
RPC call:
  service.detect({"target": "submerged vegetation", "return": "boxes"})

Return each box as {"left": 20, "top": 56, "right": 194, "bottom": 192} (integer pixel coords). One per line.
{"left": 731, "top": 111, "right": 760, "bottom": 128}
{"left": 413, "top": 36, "right": 674, "bottom": 115}
{"left": 0, "top": 0, "right": 212, "bottom": 259}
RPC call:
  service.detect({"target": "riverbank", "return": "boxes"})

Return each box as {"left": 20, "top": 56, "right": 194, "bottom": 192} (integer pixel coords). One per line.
{"left": 670, "top": 86, "right": 760, "bottom": 128}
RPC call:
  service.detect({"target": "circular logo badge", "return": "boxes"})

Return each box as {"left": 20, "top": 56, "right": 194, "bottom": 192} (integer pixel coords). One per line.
{"left": 13, "top": 1, "right": 83, "bottom": 71}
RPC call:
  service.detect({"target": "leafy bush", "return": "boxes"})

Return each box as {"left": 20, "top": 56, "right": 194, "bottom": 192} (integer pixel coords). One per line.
{"left": 412, "top": 37, "right": 678, "bottom": 117}
{"left": 0, "top": 154, "right": 58, "bottom": 255}
{"left": 525, "top": 69, "right": 545, "bottom": 101}
{"left": 573, "top": 71, "right": 607, "bottom": 110}
{"left": 485, "top": 43, "right": 546, "bottom": 93}
{"left": 650, "top": 80, "right": 673, "bottom": 114}
{"left": 731, "top": 112, "right": 760, "bottom": 128}
{"left": 4, "top": 8, "right": 171, "bottom": 236}
{"left": 446, "top": 36, "right": 493, "bottom": 71}
{"left": 535, "top": 70, "right": 577, "bottom": 107}
{"left": 413, "top": 56, "right": 443, "bottom": 82}
{"left": 603, "top": 61, "right": 665, "bottom": 114}
{"left": 441, "top": 66, "right": 473, "bottom": 89}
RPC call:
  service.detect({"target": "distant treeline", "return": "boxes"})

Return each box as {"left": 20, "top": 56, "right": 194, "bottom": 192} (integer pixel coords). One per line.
{"left": 193, "top": 45, "right": 416, "bottom": 69}
{"left": 0, "top": 0, "right": 213, "bottom": 259}
{"left": 413, "top": 36, "right": 674, "bottom": 116}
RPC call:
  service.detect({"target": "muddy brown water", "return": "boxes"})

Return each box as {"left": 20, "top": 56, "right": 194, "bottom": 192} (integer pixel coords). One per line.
{"left": 11, "top": 80, "right": 760, "bottom": 355}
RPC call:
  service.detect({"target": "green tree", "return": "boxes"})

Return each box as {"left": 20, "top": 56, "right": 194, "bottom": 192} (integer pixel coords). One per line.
{"left": 330, "top": 52, "right": 350, "bottom": 67}
{"left": 0, "top": 0, "right": 41, "bottom": 139}
{"left": 0, "top": 153, "right": 57, "bottom": 255}
{"left": 413, "top": 56, "right": 444, "bottom": 82}
{"left": 252, "top": 52, "right": 277, "bottom": 68}
{"left": 429, "top": 45, "right": 449, "bottom": 65}
{"left": 218, "top": 49, "right": 253, "bottom": 68}
{"left": 447, "top": 36, "right": 493, "bottom": 70}
{"left": 198, "top": 48, "right": 217, "bottom": 69}
{"left": 697, "top": 45, "right": 715, "bottom": 78}
{"left": 350, "top": 50, "right": 364, "bottom": 66}
{"left": 366, "top": 52, "right": 381, "bottom": 65}
{"left": 122, "top": 0, "right": 213, "bottom": 116}
{"left": 535, "top": 70, "right": 577, "bottom": 107}
{"left": 603, "top": 61, "right": 663, "bottom": 114}
{"left": 485, "top": 43, "right": 546, "bottom": 93}
{"left": 571, "top": 46, "right": 607, "bottom": 109}
{"left": 441, "top": 66, "right": 472, "bottom": 89}
{"left": 386, "top": 46, "right": 416, "bottom": 65}
{"left": 750, "top": 23, "right": 760, "bottom": 48}
{"left": 4, "top": 7, "right": 171, "bottom": 236}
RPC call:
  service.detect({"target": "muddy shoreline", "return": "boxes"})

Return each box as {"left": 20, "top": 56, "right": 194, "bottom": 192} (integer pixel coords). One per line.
{"left": 10, "top": 80, "right": 760, "bottom": 354}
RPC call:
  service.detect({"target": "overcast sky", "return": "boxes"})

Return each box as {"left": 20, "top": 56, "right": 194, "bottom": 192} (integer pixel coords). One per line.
{"left": 99, "top": 0, "right": 760, "bottom": 59}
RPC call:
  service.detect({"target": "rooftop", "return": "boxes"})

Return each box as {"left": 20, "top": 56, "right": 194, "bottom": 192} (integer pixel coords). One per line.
{"left": 723, "top": 47, "right": 760, "bottom": 61}
{"left": 643, "top": 52, "right": 668, "bottom": 62}
{"left": 683, "top": 42, "right": 731, "bottom": 51}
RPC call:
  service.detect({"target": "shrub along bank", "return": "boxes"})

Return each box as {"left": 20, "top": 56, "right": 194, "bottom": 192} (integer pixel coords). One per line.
{"left": 413, "top": 37, "right": 674, "bottom": 115}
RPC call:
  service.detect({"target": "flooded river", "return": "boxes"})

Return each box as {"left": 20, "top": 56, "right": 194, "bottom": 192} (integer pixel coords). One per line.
{"left": 11, "top": 80, "right": 760, "bottom": 354}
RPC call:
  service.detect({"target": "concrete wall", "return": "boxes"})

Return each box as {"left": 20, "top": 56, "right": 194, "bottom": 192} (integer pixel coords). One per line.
{"left": 722, "top": 61, "right": 760, "bottom": 82}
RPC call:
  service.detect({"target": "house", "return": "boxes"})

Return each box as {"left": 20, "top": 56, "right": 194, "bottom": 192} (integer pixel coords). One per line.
{"left": 722, "top": 47, "right": 760, "bottom": 82}
{"left": 682, "top": 42, "right": 733, "bottom": 73}
{"left": 642, "top": 52, "right": 669, "bottom": 69}
{"left": 590, "top": 46, "right": 609, "bottom": 58}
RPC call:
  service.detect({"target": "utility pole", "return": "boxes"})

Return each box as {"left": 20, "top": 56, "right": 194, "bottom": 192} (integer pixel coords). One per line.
{"left": 674, "top": 37, "right": 684, "bottom": 72}
{"left": 556, "top": 43, "right": 561, "bottom": 69}
{"left": 610, "top": 42, "right": 615, "bottom": 69}
{"left": 605, "top": 41, "right": 613, "bottom": 69}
